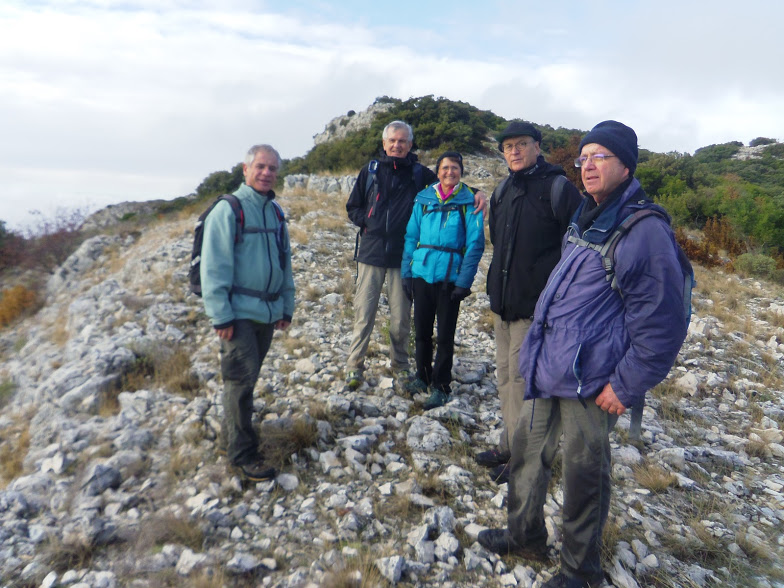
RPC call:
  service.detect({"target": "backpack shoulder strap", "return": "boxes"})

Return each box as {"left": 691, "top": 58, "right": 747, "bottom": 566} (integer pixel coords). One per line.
{"left": 549, "top": 175, "right": 568, "bottom": 219}
{"left": 364, "top": 160, "right": 379, "bottom": 198}
{"left": 566, "top": 208, "right": 667, "bottom": 291}
{"left": 215, "top": 194, "right": 244, "bottom": 244}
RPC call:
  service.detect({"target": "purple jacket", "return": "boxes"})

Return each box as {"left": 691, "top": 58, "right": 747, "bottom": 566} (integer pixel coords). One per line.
{"left": 519, "top": 179, "right": 688, "bottom": 408}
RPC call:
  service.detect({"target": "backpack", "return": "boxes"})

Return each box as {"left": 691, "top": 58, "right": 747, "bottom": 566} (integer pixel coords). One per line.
{"left": 567, "top": 208, "right": 695, "bottom": 321}
{"left": 189, "top": 193, "right": 287, "bottom": 299}
{"left": 494, "top": 173, "right": 568, "bottom": 219}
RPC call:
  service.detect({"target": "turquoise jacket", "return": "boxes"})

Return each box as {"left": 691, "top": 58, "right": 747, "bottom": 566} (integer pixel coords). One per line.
{"left": 200, "top": 183, "right": 295, "bottom": 328}
{"left": 402, "top": 182, "right": 485, "bottom": 289}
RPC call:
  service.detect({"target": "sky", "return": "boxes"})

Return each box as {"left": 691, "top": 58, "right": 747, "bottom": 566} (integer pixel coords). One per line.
{"left": 2, "top": 0, "right": 783, "bottom": 231}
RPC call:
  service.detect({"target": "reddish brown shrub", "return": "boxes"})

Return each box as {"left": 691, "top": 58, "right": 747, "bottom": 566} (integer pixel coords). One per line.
{"left": 0, "top": 285, "right": 38, "bottom": 328}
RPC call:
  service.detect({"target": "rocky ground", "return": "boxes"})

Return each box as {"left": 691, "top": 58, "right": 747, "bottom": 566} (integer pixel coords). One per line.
{"left": 0, "top": 180, "right": 783, "bottom": 588}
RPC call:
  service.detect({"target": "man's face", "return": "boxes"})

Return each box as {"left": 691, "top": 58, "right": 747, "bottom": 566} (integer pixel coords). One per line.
{"left": 501, "top": 136, "right": 540, "bottom": 172}
{"left": 382, "top": 128, "right": 413, "bottom": 159}
{"left": 243, "top": 150, "right": 279, "bottom": 193}
{"left": 579, "top": 143, "right": 629, "bottom": 204}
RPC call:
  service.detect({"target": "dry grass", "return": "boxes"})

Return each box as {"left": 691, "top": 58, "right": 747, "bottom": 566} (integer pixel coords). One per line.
{"left": 43, "top": 536, "right": 96, "bottom": 573}
{"left": 0, "top": 379, "right": 15, "bottom": 409}
{"left": 744, "top": 438, "right": 769, "bottom": 458}
{"left": 135, "top": 511, "right": 205, "bottom": 553}
{"left": 320, "top": 545, "right": 389, "bottom": 588}
{"left": 259, "top": 417, "right": 319, "bottom": 469}
{"left": 633, "top": 462, "right": 678, "bottom": 494}
{"left": 166, "top": 447, "right": 203, "bottom": 479}
{"left": 288, "top": 225, "right": 310, "bottom": 246}
{"left": 0, "top": 420, "right": 30, "bottom": 487}
{"left": 0, "top": 284, "right": 39, "bottom": 328}
{"left": 375, "top": 492, "right": 417, "bottom": 525}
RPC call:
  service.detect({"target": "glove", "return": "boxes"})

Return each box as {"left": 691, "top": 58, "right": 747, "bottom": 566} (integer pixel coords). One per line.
{"left": 402, "top": 279, "right": 414, "bottom": 301}
{"left": 451, "top": 286, "right": 470, "bottom": 302}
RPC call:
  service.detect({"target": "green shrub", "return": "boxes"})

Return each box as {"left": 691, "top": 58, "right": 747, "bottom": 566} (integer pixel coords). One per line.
{"left": 735, "top": 253, "right": 777, "bottom": 278}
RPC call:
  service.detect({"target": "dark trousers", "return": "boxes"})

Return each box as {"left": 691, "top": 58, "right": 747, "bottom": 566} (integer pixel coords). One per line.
{"left": 507, "top": 398, "right": 618, "bottom": 584}
{"left": 412, "top": 278, "right": 461, "bottom": 392}
{"left": 219, "top": 319, "right": 274, "bottom": 465}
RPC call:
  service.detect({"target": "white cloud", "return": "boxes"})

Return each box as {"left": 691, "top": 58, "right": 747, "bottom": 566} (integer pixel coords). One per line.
{"left": 1, "top": 0, "right": 783, "bottom": 230}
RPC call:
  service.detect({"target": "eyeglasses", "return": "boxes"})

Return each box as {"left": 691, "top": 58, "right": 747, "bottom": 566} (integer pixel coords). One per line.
{"left": 502, "top": 140, "right": 532, "bottom": 153}
{"left": 574, "top": 154, "right": 616, "bottom": 167}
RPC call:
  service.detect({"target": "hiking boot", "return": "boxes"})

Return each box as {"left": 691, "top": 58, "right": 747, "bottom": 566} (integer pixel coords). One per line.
{"left": 475, "top": 448, "right": 511, "bottom": 468}
{"left": 541, "top": 572, "right": 604, "bottom": 588}
{"left": 345, "top": 370, "right": 363, "bottom": 390}
{"left": 400, "top": 376, "right": 428, "bottom": 397}
{"left": 491, "top": 462, "right": 510, "bottom": 484}
{"left": 235, "top": 458, "right": 277, "bottom": 482}
{"left": 477, "top": 528, "right": 549, "bottom": 560}
{"left": 423, "top": 387, "right": 449, "bottom": 410}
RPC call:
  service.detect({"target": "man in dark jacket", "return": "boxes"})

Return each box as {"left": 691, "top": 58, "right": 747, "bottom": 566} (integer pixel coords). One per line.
{"left": 476, "top": 121, "right": 582, "bottom": 481}
{"left": 479, "top": 121, "right": 691, "bottom": 588}
{"left": 345, "top": 121, "right": 485, "bottom": 388}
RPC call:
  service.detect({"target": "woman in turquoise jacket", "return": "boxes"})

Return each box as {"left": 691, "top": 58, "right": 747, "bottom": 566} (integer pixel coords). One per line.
{"left": 402, "top": 151, "right": 485, "bottom": 409}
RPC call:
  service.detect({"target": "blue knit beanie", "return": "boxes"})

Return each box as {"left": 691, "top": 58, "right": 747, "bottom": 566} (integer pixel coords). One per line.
{"left": 578, "top": 120, "right": 638, "bottom": 174}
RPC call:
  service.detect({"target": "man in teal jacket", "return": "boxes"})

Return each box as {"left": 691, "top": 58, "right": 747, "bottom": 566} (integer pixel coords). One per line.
{"left": 200, "top": 144, "right": 295, "bottom": 482}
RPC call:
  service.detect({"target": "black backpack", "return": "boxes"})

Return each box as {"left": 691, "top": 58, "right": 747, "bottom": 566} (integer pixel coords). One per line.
{"left": 188, "top": 194, "right": 286, "bottom": 299}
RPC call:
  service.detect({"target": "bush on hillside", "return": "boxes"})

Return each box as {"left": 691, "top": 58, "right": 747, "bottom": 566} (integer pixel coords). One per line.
{"left": 0, "top": 209, "right": 86, "bottom": 275}
{"left": 749, "top": 137, "right": 776, "bottom": 147}
{"left": 734, "top": 253, "right": 777, "bottom": 278}
{"left": 0, "top": 285, "right": 38, "bottom": 328}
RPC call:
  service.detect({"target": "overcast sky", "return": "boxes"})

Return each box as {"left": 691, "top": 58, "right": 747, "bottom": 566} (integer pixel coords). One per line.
{"left": 2, "top": 0, "right": 783, "bottom": 231}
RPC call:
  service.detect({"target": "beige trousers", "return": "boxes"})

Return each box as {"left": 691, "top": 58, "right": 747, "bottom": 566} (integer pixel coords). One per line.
{"left": 494, "top": 315, "right": 532, "bottom": 452}
{"left": 347, "top": 262, "right": 411, "bottom": 371}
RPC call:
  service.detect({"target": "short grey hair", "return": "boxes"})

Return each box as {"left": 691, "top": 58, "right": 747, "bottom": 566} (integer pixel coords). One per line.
{"left": 245, "top": 144, "right": 282, "bottom": 168}
{"left": 382, "top": 120, "right": 414, "bottom": 142}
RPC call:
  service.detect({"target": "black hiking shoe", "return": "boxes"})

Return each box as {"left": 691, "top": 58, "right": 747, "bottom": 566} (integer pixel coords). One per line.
{"left": 541, "top": 572, "right": 605, "bottom": 588}
{"left": 235, "top": 458, "right": 277, "bottom": 482}
{"left": 400, "top": 376, "right": 428, "bottom": 397}
{"left": 475, "top": 448, "right": 511, "bottom": 468}
{"left": 477, "top": 528, "right": 549, "bottom": 560}
{"left": 345, "top": 370, "right": 363, "bottom": 390}
{"left": 423, "top": 387, "right": 449, "bottom": 410}
{"left": 491, "top": 462, "right": 510, "bottom": 485}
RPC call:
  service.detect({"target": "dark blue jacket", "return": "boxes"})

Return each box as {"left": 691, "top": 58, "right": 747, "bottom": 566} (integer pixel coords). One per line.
{"left": 519, "top": 178, "right": 688, "bottom": 408}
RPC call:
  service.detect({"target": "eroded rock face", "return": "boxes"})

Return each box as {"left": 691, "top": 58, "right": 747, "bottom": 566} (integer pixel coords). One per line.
{"left": 0, "top": 182, "right": 782, "bottom": 587}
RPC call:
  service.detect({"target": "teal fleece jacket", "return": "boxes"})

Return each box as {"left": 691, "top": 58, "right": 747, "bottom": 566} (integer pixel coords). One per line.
{"left": 199, "top": 183, "right": 295, "bottom": 328}
{"left": 402, "top": 182, "right": 485, "bottom": 289}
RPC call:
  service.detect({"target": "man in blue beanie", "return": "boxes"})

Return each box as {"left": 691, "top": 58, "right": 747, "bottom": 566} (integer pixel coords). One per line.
{"left": 479, "top": 121, "right": 691, "bottom": 588}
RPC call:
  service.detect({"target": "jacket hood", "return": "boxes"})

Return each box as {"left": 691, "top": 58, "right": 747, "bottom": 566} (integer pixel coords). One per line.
{"left": 415, "top": 182, "right": 474, "bottom": 206}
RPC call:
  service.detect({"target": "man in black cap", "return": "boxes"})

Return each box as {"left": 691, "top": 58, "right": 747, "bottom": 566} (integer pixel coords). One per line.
{"left": 476, "top": 121, "right": 582, "bottom": 482}
{"left": 479, "top": 121, "right": 691, "bottom": 588}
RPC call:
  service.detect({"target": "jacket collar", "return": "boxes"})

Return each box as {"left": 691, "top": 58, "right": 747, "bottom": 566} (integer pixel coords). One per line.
{"left": 571, "top": 177, "right": 641, "bottom": 242}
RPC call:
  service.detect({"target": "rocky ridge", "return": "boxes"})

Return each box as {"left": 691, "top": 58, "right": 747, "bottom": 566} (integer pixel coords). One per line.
{"left": 0, "top": 181, "right": 783, "bottom": 588}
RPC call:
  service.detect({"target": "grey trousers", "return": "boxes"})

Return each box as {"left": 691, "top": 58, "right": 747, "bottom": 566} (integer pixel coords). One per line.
{"left": 507, "top": 397, "right": 617, "bottom": 584}
{"left": 347, "top": 262, "right": 411, "bottom": 371}
{"left": 494, "top": 316, "right": 531, "bottom": 453}
{"left": 220, "top": 319, "right": 274, "bottom": 465}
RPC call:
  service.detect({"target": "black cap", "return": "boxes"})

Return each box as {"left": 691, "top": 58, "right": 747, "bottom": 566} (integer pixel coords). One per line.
{"left": 497, "top": 121, "right": 542, "bottom": 152}
{"left": 578, "top": 120, "right": 638, "bottom": 175}
{"left": 436, "top": 150, "right": 464, "bottom": 174}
